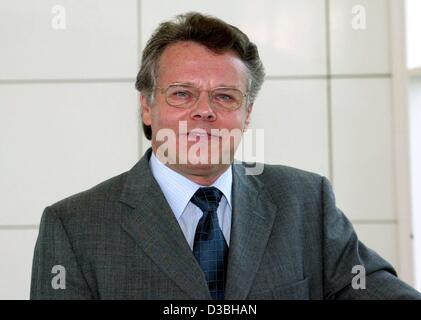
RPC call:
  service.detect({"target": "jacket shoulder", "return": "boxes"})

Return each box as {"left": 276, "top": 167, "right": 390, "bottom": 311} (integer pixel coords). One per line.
{"left": 234, "top": 162, "right": 327, "bottom": 208}
{"left": 45, "top": 171, "right": 129, "bottom": 220}
{"left": 238, "top": 162, "right": 325, "bottom": 190}
{"left": 261, "top": 163, "right": 323, "bottom": 183}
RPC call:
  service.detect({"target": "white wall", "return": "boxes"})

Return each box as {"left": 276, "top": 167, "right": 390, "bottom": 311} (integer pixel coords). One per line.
{"left": 0, "top": 0, "right": 140, "bottom": 299}
{"left": 409, "top": 76, "right": 421, "bottom": 290}
{"left": 0, "top": 0, "right": 415, "bottom": 299}
{"left": 406, "top": 0, "right": 421, "bottom": 291}
{"left": 406, "top": 0, "right": 421, "bottom": 69}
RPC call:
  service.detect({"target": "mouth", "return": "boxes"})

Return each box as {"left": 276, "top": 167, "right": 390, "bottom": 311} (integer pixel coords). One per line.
{"left": 186, "top": 129, "right": 220, "bottom": 139}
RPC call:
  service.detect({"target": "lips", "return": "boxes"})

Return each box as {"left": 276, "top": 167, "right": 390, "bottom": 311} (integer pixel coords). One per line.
{"left": 187, "top": 129, "right": 220, "bottom": 138}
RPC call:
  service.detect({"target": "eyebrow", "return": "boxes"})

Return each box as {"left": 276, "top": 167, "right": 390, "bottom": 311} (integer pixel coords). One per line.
{"left": 169, "top": 82, "right": 241, "bottom": 89}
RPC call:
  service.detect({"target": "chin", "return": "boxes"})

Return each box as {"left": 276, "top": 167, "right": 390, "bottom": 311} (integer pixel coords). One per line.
{"left": 185, "top": 162, "right": 216, "bottom": 169}
{"left": 182, "top": 163, "right": 228, "bottom": 178}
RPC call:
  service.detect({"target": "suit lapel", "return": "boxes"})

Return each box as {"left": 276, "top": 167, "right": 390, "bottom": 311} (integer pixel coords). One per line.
{"left": 224, "top": 163, "right": 277, "bottom": 300}
{"left": 119, "top": 148, "right": 211, "bottom": 299}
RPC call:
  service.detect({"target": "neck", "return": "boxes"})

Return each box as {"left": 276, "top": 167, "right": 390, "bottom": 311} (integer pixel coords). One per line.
{"left": 166, "top": 163, "right": 230, "bottom": 186}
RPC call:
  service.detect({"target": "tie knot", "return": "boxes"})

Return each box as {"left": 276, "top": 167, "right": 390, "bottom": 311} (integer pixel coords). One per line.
{"left": 191, "top": 187, "right": 223, "bottom": 213}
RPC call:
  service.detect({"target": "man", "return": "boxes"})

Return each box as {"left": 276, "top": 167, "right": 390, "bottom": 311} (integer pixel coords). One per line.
{"left": 31, "top": 12, "right": 421, "bottom": 300}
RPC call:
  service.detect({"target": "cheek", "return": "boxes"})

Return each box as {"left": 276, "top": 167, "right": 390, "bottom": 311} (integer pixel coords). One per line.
{"left": 219, "top": 112, "right": 247, "bottom": 130}
{"left": 151, "top": 106, "right": 180, "bottom": 129}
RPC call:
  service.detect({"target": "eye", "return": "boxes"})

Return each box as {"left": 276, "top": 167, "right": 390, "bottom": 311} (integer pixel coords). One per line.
{"left": 166, "top": 86, "right": 195, "bottom": 106}
{"left": 166, "top": 87, "right": 195, "bottom": 102}
{"left": 172, "top": 90, "right": 191, "bottom": 98}
{"left": 214, "top": 94, "right": 234, "bottom": 101}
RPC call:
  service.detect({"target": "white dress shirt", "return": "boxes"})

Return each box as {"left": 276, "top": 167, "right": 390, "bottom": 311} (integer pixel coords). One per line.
{"left": 149, "top": 152, "right": 232, "bottom": 250}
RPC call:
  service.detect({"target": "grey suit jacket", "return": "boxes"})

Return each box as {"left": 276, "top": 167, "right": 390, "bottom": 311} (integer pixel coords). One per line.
{"left": 30, "top": 148, "right": 421, "bottom": 299}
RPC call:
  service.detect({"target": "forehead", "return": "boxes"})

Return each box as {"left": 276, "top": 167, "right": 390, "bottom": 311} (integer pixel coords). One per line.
{"left": 157, "top": 41, "right": 248, "bottom": 88}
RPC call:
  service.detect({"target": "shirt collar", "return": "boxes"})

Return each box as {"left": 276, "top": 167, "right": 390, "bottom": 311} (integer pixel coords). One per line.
{"left": 149, "top": 152, "right": 232, "bottom": 219}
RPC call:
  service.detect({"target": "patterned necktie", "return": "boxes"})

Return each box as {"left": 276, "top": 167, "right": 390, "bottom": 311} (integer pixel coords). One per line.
{"left": 191, "top": 187, "right": 228, "bottom": 300}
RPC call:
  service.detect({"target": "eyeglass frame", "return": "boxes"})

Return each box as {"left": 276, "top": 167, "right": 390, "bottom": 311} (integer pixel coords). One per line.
{"left": 154, "top": 83, "right": 249, "bottom": 111}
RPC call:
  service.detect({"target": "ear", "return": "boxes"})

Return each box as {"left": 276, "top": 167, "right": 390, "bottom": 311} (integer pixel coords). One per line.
{"left": 140, "top": 94, "right": 152, "bottom": 126}
{"left": 244, "top": 103, "right": 253, "bottom": 130}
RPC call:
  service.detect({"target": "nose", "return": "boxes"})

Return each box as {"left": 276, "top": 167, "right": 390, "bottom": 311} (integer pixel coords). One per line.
{"left": 190, "top": 91, "right": 217, "bottom": 121}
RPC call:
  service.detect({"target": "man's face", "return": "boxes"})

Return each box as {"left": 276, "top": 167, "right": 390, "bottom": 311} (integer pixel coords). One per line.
{"left": 141, "top": 41, "right": 253, "bottom": 183}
